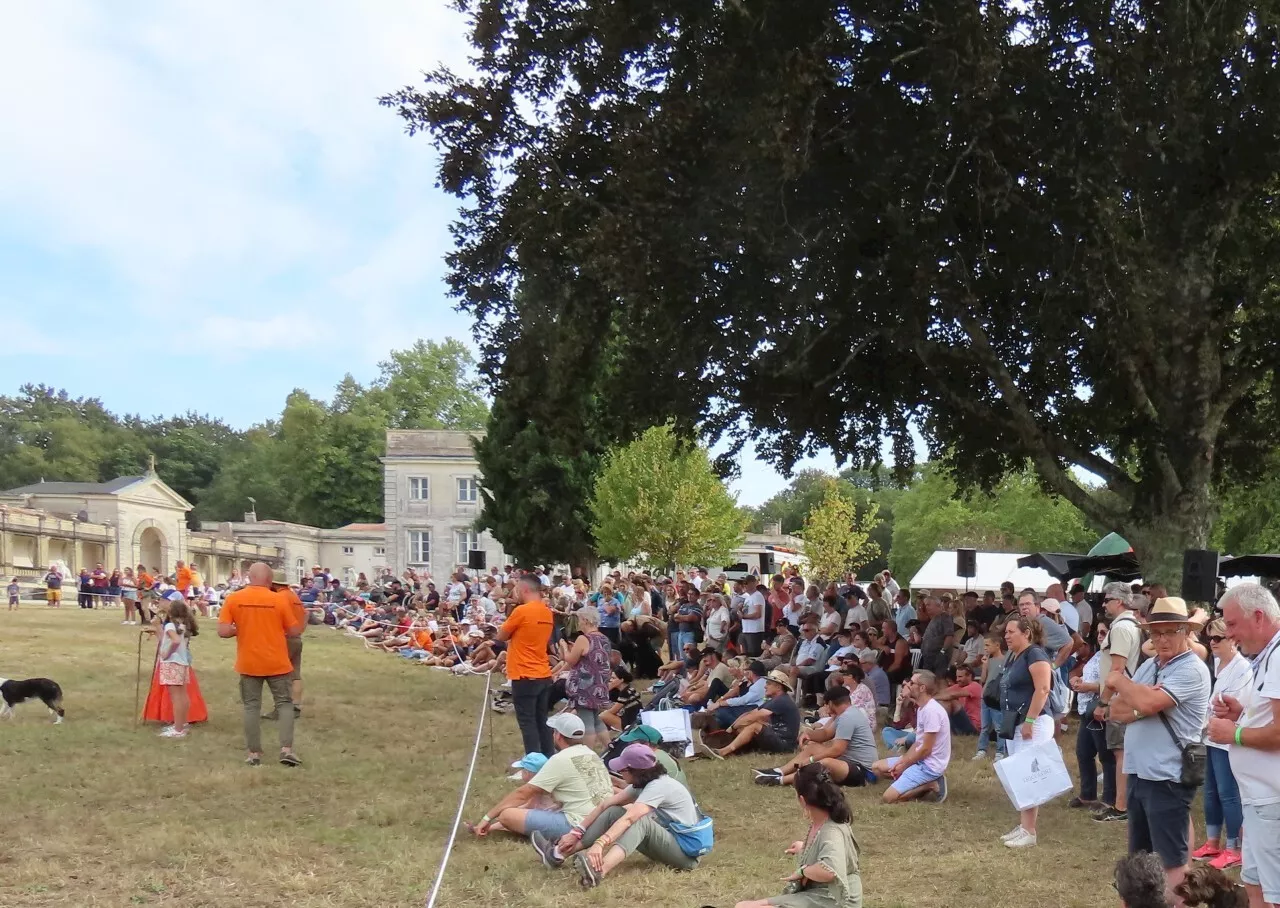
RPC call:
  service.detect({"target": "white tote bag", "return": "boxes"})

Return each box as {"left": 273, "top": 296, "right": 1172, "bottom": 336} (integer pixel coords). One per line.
{"left": 994, "top": 740, "right": 1073, "bottom": 810}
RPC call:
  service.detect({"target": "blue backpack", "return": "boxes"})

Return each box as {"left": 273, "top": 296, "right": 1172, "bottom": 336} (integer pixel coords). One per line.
{"left": 656, "top": 808, "right": 714, "bottom": 857}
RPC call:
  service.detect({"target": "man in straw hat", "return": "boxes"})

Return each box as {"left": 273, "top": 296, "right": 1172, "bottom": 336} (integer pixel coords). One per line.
{"left": 692, "top": 669, "right": 801, "bottom": 760}
{"left": 218, "top": 562, "right": 306, "bottom": 766}
{"left": 1104, "top": 596, "right": 1211, "bottom": 902}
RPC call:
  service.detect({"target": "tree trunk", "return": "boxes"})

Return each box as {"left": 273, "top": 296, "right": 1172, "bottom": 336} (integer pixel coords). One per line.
{"left": 1123, "top": 499, "right": 1214, "bottom": 596}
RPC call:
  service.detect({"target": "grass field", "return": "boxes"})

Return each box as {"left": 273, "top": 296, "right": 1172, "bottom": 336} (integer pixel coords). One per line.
{"left": 0, "top": 607, "right": 1132, "bottom": 908}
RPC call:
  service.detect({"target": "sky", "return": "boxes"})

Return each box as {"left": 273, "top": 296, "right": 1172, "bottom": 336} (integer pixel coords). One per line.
{"left": 0, "top": 1, "right": 836, "bottom": 506}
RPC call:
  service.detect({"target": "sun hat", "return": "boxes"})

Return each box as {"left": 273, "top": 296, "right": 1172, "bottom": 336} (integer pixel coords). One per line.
{"left": 1147, "top": 596, "right": 1195, "bottom": 625}
{"left": 857, "top": 648, "right": 879, "bottom": 663}
{"left": 507, "top": 752, "right": 549, "bottom": 781}
{"left": 618, "top": 725, "right": 662, "bottom": 744}
{"left": 467, "top": 628, "right": 484, "bottom": 638}
{"left": 608, "top": 742, "right": 657, "bottom": 773}
{"left": 766, "top": 669, "right": 795, "bottom": 692}
{"left": 546, "top": 713, "right": 586, "bottom": 739}
{"left": 1040, "top": 598, "right": 1061, "bottom": 615}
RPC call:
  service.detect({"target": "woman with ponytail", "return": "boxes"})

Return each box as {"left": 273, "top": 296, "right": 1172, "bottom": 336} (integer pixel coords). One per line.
{"left": 735, "top": 763, "right": 863, "bottom": 908}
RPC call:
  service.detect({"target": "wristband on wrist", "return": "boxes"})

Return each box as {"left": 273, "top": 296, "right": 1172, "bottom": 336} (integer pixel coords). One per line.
{"left": 1235, "top": 726, "right": 1244, "bottom": 747}
{"left": 481, "top": 815, "right": 491, "bottom": 824}
{"left": 1023, "top": 717, "right": 1035, "bottom": 725}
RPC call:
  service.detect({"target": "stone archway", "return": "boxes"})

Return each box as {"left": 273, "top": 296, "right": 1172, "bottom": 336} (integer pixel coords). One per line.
{"left": 132, "top": 520, "right": 169, "bottom": 573}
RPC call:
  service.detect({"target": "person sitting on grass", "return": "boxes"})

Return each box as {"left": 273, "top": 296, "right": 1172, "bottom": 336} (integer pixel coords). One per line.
{"left": 689, "top": 660, "right": 770, "bottom": 737}
{"left": 734, "top": 763, "right": 863, "bottom": 908}
{"left": 678, "top": 648, "right": 737, "bottom": 709}
{"left": 1113, "top": 852, "right": 1171, "bottom": 908}
{"left": 600, "top": 667, "right": 643, "bottom": 732}
{"left": 470, "top": 714, "right": 612, "bottom": 842}
{"left": 754, "top": 684, "right": 878, "bottom": 789}
{"left": 652, "top": 642, "right": 704, "bottom": 698}
{"left": 529, "top": 743, "right": 709, "bottom": 889}
{"left": 507, "top": 752, "right": 557, "bottom": 810}
{"left": 694, "top": 670, "right": 801, "bottom": 760}
{"left": 610, "top": 724, "right": 689, "bottom": 789}
{"left": 869, "top": 670, "right": 951, "bottom": 804}
{"left": 933, "top": 664, "right": 983, "bottom": 737}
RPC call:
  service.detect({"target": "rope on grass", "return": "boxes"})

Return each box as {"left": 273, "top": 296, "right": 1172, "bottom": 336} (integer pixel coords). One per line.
{"left": 424, "top": 667, "right": 493, "bottom": 908}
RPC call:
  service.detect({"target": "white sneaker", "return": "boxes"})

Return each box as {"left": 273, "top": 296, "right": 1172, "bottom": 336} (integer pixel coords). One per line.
{"left": 971, "top": 751, "right": 987, "bottom": 761}
{"left": 1004, "top": 828, "right": 1037, "bottom": 848}
{"left": 1000, "top": 826, "right": 1024, "bottom": 842}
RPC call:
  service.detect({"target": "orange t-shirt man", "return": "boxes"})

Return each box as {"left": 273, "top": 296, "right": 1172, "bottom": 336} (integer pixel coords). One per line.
{"left": 219, "top": 585, "right": 297, "bottom": 677}
{"left": 175, "top": 564, "right": 193, "bottom": 596}
{"left": 500, "top": 597, "right": 554, "bottom": 680}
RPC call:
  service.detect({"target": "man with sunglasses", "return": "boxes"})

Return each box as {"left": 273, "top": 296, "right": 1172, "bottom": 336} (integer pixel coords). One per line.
{"left": 1207, "top": 582, "right": 1280, "bottom": 908}
{"left": 1094, "top": 582, "right": 1144, "bottom": 823}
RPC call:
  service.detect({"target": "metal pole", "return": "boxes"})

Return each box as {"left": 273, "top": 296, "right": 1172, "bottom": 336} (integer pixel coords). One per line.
{"left": 134, "top": 629, "right": 145, "bottom": 725}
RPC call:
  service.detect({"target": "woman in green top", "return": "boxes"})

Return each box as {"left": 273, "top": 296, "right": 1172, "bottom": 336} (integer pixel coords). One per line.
{"left": 735, "top": 764, "right": 863, "bottom": 908}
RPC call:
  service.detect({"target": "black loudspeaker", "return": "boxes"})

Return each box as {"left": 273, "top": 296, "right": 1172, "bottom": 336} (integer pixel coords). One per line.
{"left": 956, "top": 548, "right": 977, "bottom": 579}
{"left": 758, "top": 553, "right": 775, "bottom": 576}
{"left": 1181, "top": 549, "right": 1219, "bottom": 603}
{"left": 467, "top": 549, "right": 487, "bottom": 571}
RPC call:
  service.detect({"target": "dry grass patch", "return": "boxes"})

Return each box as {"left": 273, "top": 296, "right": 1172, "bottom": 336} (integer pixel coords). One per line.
{"left": 1, "top": 609, "right": 1124, "bottom": 907}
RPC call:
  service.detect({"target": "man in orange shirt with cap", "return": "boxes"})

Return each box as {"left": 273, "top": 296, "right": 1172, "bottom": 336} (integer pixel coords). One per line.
{"left": 219, "top": 562, "right": 304, "bottom": 766}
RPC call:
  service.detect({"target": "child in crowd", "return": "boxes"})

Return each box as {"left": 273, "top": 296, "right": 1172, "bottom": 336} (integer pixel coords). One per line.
{"left": 6, "top": 577, "right": 18, "bottom": 610}
{"left": 158, "top": 599, "right": 198, "bottom": 739}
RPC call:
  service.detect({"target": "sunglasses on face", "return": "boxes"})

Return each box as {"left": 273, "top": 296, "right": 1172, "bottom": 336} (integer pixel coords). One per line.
{"left": 1209, "top": 635, "right": 1226, "bottom": 644}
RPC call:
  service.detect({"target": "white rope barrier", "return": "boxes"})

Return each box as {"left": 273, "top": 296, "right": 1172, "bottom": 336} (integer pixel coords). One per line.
{"left": 424, "top": 668, "right": 493, "bottom": 908}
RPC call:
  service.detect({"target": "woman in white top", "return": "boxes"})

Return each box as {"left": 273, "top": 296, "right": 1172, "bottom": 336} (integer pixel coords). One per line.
{"left": 1068, "top": 620, "right": 1113, "bottom": 808}
{"left": 818, "top": 598, "right": 843, "bottom": 641}
{"left": 157, "top": 599, "right": 197, "bottom": 739}
{"left": 705, "top": 594, "right": 732, "bottom": 653}
{"left": 1192, "top": 618, "right": 1250, "bottom": 869}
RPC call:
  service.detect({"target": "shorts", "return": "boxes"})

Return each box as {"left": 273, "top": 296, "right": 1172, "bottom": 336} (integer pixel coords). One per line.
{"left": 522, "top": 808, "right": 572, "bottom": 840}
{"left": 1127, "top": 776, "right": 1195, "bottom": 868}
{"left": 1241, "top": 801, "right": 1280, "bottom": 902}
{"left": 158, "top": 662, "right": 190, "bottom": 686}
{"left": 885, "top": 756, "right": 944, "bottom": 795}
{"left": 754, "top": 726, "right": 796, "bottom": 754}
{"left": 1105, "top": 719, "right": 1126, "bottom": 751}
{"left": 7, "top": 594, "right": 17, "bottom": 605}
{"left": 287, "top": 637, "right": 303, "bottom": 681}
{"left": 834, "top": 756, "right": 871, "bottom": 787}
{"left": 739, "top": 632, "right": 764, "bottom": 657}
{"left": 573, "top": 706, "right": 608, "bottom": 737}
{"left": 46, "top": 589, "right": 62, "bottom": 603}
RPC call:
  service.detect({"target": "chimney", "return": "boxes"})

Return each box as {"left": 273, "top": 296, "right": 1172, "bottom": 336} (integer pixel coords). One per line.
{"left": 764, "top": 521, "right": 782, "bottom": 536}
{"left": 243, "top": 512, "right": 257, "bottom": 523}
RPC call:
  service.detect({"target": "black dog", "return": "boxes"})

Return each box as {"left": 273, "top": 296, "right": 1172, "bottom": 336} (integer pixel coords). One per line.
{"left": 0, "top": 677, "right": 65, "bottom": 723}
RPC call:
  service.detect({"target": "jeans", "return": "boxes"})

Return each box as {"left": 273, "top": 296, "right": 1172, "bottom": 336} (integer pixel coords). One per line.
{"left": 1204, "top": 745, "right": 1243, "bottom": 846}
{"left": 977, "top": 703, "right": 1007, "bottom": 755}
{"left": 1076, "top": 717, "right": 1116, "bottom": 805}
{"left": 949, "top": 708, "right": 978, "bottom": 736}
{"left": 511, "top": 677, "right": 554, "bottom": 756}
{"left": 881, "top": 727, "right": 915, "bottom": 750}
{"left": 240, "top": 674, "right": 294, "bottom": 754}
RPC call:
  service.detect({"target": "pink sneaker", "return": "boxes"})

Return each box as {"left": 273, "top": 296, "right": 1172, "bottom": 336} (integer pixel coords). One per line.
{"left": 1191, "top": 842, "right": 1222, "bottom": 861}
{"left": 1208, "top": 849, "right": 1242, "bottom": 870}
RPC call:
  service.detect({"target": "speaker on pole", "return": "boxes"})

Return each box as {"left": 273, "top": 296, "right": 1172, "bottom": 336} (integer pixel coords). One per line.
{"left": 467, "top": 549, "right": 487, "bottom": 571}
{"left": 956, "top": 548, "right": 977, "bottom": 579}
{"left": 1181, "top": 549, "right": 1219, "bottom": 603}
{"left": 758, "top": 553, "right": 775, "bottom": 577}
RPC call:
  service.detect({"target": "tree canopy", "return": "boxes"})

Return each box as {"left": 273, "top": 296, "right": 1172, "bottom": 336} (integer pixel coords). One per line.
{"left": 387, "top": 0, "right": 1280, "bottom": 587}
{"left": 801, "top": 479, "right": 882, "bottom": 582}
{"left": 591, "top": 423, "right": 745, "bottom": 570}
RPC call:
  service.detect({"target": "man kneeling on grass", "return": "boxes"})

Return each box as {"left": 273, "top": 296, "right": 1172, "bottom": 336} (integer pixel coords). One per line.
{"left": 530, "top": 743, "right": 710, "bottom": 889}
{"left": 869, "top": 670, "right": 951, "bottom": 804}
{"left": 470, "top": 714, "right": 612, "bottom": 842}
{"left": 753, "top": 685, "right": 879, "bottom": 788}
{"left": 693, "top": 670, "right": 801, "bottom": 760}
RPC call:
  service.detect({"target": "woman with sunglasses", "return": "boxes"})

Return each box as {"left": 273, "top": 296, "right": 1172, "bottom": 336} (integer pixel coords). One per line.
{"left": 1191, "top": 618, "right": 1251, "bottom": 870}
{"left": 1069, "top": 618, "right": 1114, "bottom": 809}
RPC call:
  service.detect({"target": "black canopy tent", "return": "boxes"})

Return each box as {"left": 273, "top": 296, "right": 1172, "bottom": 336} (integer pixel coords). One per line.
{"left": 1218, "top": 555, "right": 1280, "bottom": 578}
{"left": 1016, "top": 551, "right": 1144, "bottom": 583}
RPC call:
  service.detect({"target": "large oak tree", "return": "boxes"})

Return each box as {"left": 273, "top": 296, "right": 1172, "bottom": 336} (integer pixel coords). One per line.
{"left": 386, "top": 0, "right": 1280, "bottom": 584}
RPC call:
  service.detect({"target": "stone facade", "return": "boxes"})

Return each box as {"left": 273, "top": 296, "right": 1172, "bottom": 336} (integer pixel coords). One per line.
{"left": 382, "top": 429, "right": 506, "bottom": 579}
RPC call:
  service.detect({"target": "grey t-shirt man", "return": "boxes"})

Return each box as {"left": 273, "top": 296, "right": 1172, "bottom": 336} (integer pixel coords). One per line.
{"left": 1037, "top": 616, "right": 1072, "bottom": 660}
{"left": 833, "top": 705, "right": 879, "bottom": 768}
{"left": 1122, "top": 649, "right": 1211, "bottom": 782}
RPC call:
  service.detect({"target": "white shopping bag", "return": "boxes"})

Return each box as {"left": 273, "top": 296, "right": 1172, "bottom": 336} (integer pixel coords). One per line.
{"left": 994, "top": 740, "right": 1073, "bottom": 810}
{"left": 640, "top": 709, "right": 694, "bottom": 758}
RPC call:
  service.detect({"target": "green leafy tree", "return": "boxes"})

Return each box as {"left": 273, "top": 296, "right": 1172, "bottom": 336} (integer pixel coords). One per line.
{"left": 890, "top": 466, "right": 1096, "bottom": 581}
{"left": 591, "top": 424, "right": 745, "bottom": 571}
{"left": 376, "top": 339, "right": 489, "bottom": 429}
{"left": 801, "top": 480, "right": 882, "bottom": 582}
{"left": 388, "top": 0, "right": 1280, "bottom": 588}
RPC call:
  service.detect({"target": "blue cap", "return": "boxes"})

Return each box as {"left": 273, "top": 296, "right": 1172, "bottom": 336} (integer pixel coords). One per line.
{"left": 508, "top": 752, "right": 548, "bottom": 779}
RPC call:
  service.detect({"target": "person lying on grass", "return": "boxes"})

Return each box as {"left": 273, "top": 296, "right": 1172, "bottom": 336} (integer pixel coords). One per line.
{"left": 529, "top": 742, "right": 709, "bottom": 889}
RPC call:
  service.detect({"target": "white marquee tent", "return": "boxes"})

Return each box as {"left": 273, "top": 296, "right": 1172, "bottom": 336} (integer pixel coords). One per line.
{"left": 908, "top": 549, "right": 1057, "bottom": 595}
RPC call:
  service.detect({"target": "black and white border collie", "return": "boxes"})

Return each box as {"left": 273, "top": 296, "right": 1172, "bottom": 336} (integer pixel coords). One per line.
{"left": 0, "top": 677, "right": 65, "bottom": 724}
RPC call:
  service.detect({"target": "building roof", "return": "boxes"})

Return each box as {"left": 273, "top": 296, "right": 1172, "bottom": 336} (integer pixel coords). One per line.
{"left": 1, "top": 476, "right": 146, "bottom": 496}
{"left": 340, "top": 523, "right": 386, "bottom": 532}
{"left": 384, "top": 429, "right": 484, "bottom": 459}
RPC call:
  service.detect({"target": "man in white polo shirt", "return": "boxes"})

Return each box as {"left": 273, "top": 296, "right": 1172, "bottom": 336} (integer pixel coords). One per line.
{"left": 1208, "top": 582, "right": 1280, "bottom": 908}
